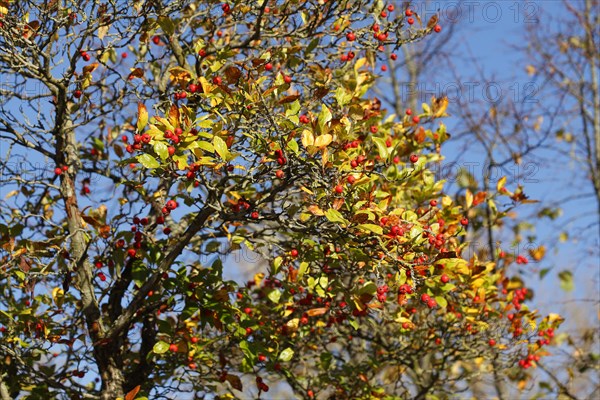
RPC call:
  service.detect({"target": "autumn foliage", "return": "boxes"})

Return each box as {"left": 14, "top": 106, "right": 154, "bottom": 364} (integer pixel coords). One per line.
{"left": 0, "top": 1, "right": 562, "bottom": 399}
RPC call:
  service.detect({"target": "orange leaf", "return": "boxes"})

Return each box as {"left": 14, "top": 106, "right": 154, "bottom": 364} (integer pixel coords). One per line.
{"left": 225, "top": 374, "right": 243, "bottom": 391}
{"left": 224, "top": 66, "right": 242, "bottom": 84}
{"left": 82, "top": 63, "right": 99, "bottom": 75}
{"left": 128, "top": 68, "right": 144, "bottom": 80}
{"left": 278, "top": 94, "right": 301, "bottom": 104}
{"left": 168, "top": 104, "right": 180, "bottom": 128}
{"left": 306, "top": 307, "right": 327, "bottom": 317}
{"left": 125, "top": 385, "right": 140, "bottom": 400}
{"left": 427, "top": 14, "right": 439, "bottom": 29}
{"left": 473, "top": 191, "right": 487, "bottom": 206}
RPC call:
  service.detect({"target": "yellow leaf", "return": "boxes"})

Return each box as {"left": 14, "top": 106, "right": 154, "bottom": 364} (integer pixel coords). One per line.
{"left": 52, "top": 287, "right": 64, "bottom": 302}
{"left": 169, "top": 67, "right": 192, "bottom": 88}
{"left": 4, "top": 190, "right": 18, "bottom": 199}
{"left": 314, "top": 134, "right": 332, "bottom": 148}
{"left": 253, "top": 272, "right": 264, "bottom": 287}
{"left": 137, "top": 103, "right": 148, "bottom": 132}
{"left": 496, "top": 176, "right": 506, "bottom": 192}
{"left": 308, "top": 205, "right": 324, "bottom": 216}
{"left": 301, "top": 129, "right": 314, "bottom": 148}
{"left": 286, "top": 318, "right": 300, "bottom": 332}
{"left": 442, "top": 195, "right": 453, "bottom": 207}
{"left": 526, "top": 65, "right": 536, "bottom": 76}
{"left": 465, "top": 189, "right": 473, "bottom": 208}
{"left": 432, "top": 96, "right": 448, "bottom": 117}
{"left": 528, "top": 246, "right": 546, "bottom": 261}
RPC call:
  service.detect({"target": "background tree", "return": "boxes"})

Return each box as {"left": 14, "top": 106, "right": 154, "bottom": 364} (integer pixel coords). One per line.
{"left": 0, "top": 1, "right": 563, "bottom": 399}
{"left": 371, "top": 1, "right": 599, "bottom": 399}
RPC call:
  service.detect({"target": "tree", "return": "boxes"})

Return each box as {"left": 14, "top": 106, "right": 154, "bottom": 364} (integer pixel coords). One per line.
{"left": 0, "top": 1, "right": 563, "bottom": 399}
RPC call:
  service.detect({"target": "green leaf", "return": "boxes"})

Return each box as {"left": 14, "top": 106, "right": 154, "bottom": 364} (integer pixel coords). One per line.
{"left": 285, "top": 99, "right": 301, "bottom": 116}
{"left": 213, "top": 136, "right": 230, "bottom": 160}
{"left": 287, "top": 139, "right": 299, "bottom": 154}
{"left": 272, "top": 256, "right": 283, "bottom": 274}
{"left": 422, "top": 102, "right": 431, "bottom": 115}
{"left": 558, "top": 270, "right": 574, "bottom": 292}
{"left": 305, "top": 38, "right": 319, "bottom": 56}
{"left": 154, "top": 142, "right": 168, "bottom": 161}
{"left": 298, "top": 261, "right": 309, "bottom": 279}
{"left": 325, "top": 209, "right": 347, "bottom": 225}
{"left": 279, "top": 348, "right": 294, "bottom": 362}
{"left": 318, "top": 104, "right": 332, "bottom": 132}
{"left": 268, "top": 289, "right": 281, "bottom": 304}
{"left": 539, "top": 268, "right": 551, "bottom": 279}
{"left": 320, "top": 351, "right": 332, "bottom": 369}
{"left": 197, "top": 141, "right": 214, "bottom": 153}
{"left": 434, "top": 296, "right": 448, "bottom": 308}
{"left": 153, "top": 341, "right": 170, "bottom": 354}
{"left": 357, "top": 223, "right": 383, "bottom": 235}
{"left": 137, "top": 154, "right": 160, "bottom": 169}
{"left": 372, "top": 137, "right": 389, "bottom": 159}
{"left": 358, "top": 282, "right": 377, "bottom": 295}
{"left": 334, "top": 87, "right": 352, "bottom": 106}
{"left": 157, "top": 16, "right": 175, "bottom": 36}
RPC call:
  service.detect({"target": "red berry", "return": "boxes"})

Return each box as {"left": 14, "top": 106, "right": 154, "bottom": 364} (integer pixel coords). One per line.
{"left": 388, "top": 5, "right": 395, "bottom": 12}
{"left": 169, "top": 343, "right": 178, "bottom": 352}
{"left": 275, "top": 170, "right": 284, "bottom": 179}
{"left": 251, "top": 211, "right": 259, "bottom": 219}
{"left": 460, "top": 218, "right": 469, "bottom": 226}
{"left": 412, "top": 116, "right": 420, "bottom": 124}
{"left": 213, "top": 76, "right": 222, "bottom": 85}
{"left": 407, "top": 17, "right": 414, "bottom": 25}
{"left": 152, "top": 36, "right": 160, "bottom": 45}
{"left": 73, "top": 90, "right": 82, "bottom": 99}
{"left": 405, "top": 109, "right": 412, "bottom": 115}
{"left": 290, "top": 249, "right": 299, "bottom": 257}
{"left": 168, "top": 146, "right": 176, "bottom": 156}
{"left": 410, "top": 154, "right": 418, "bottom": 164}
{"left": 440, "top": 274, "right": 449, "bottom": 284}
{"left": 283, "top": 75, "right": 292, "bottom": 84}
{"left": 258, "top": 354, "right": 266, "bottom": 362}
{"left": 265, "top": 62, "right": 273, "bottom": 71}
{"left": 54, "top": 167, "right": 63, "bottom": 175}
{"left": 434, "top": 25, "right": 442, "bottom": 33}
{"left": 420, "top": 293, "right": 430, "bottom": 303}
{"left": 430, "top": 199, "right": 438, "bottom": 207}
{"left": 346, "top": 32, "right": 356, "bottom": 41}
{"left": 347, "top": 175, "right": 356, "bottom": 184}
{"left": 390, "top": 53, "right": 397, "bottom": 61}
{"left": 166, "top": 200, "right": 177, "bottom": 210}
{"left": 334, "top": 184, "right": 344, "bottom": 194}
{"left": 405, "top": 9, "right": 413, "bottom": 17}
